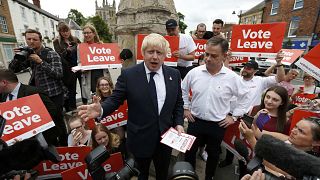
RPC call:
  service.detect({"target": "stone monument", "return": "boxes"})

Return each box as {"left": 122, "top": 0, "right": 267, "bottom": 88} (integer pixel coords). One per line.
{"left": 116, "top": 0, "right": 178, "bottom": 67}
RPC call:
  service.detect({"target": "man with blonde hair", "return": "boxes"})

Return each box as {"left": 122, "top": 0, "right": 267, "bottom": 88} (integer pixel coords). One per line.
{"left": 78, "top": 33, "right": 184, "bottom": 180}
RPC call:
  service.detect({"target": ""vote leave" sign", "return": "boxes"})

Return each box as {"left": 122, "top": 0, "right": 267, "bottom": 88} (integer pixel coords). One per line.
{"left": 231, "top": 23, "right": 286, "bottom": 58}
{"left": 295, "top": 44, "right": 320, "bottom": 81}
{"left": 229, "top": 56, "right": 249, "bottom": 65}
{"left": 61, "top": 152, "right": 124, "bottom": 180}
{"left": 34, "top": 146, "right": 92, "bottom": 178}
{"left": 0, "top": 94, "right": 55, "bottom": 145}
{"left": 100, "top": 101, "right": 128, "bottom": 129}
{"left": 75, "top": 43, "right": 122, "bottom": 71}
{"left": 136, "top": 34, "right": 179, "bottom": 66}
{"left": 193, "top": 39, "right": 207, "bottom": 59}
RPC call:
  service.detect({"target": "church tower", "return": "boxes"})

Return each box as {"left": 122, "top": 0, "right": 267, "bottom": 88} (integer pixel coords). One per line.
{"left": 95, "top": 0, "right": 117, "bottom": 41}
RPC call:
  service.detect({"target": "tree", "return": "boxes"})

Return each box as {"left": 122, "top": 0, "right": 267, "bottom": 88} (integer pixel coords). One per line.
{"left": 68, "top": 9, "right": 86, "bottom": 26}
{"left": 87, "top": 15, "right": 112, "bottom": 43}
{"left": 178, "top": 12, "right": 188, "bottom": 34}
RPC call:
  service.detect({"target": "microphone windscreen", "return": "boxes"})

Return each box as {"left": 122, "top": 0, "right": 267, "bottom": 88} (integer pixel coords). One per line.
{"left": 255, "top": 134, "right": 320, "bottom": 179}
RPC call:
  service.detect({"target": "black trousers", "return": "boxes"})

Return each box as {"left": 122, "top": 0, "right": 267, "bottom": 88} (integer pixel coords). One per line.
{"left": 185, "top": 117, "right": 226, "bottom": 180}
{"left": 134, "top": 142, "right": 172, "bottom": 180}
{"left": 64, "top": 72, "right": 77, "bottom": 111}
{"left": 175, "top": 66, "right": 194, "bottom": 80}
{"left": 49, "top": 93, "right": 68, "bottom": 146}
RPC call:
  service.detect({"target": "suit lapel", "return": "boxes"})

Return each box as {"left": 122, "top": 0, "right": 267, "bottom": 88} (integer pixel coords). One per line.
{"left": 17, "top": 84, "right": 25, "bottom": 98}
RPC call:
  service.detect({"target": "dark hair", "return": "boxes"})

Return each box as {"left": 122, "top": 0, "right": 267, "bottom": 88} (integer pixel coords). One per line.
{"left": 259, "top": 86, "right": 289, "bottom": 133}
{"left": 206, "top": 36, "right": 229, "bottom": 53}
{"left": 0, "top": 69, "right": 18, "bottom": 83}
{"left": 196, "top": 23, "right": 206, "bottom": 31}
{"left": 57, "top": 21, "right": 70, "bottom": 32}
{"left": 25, "top": 29, "right": 42, "bottom": 40}
{"left": 213, "top": 19, "right": 224, "bottom": 26}
{"left": 91, "top": 124, "right": 113, "bottom": 149}
{"left": 304, "top": 117, "right": 320, "bottom": 141}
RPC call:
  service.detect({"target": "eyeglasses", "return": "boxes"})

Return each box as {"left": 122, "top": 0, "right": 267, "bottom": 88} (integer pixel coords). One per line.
{"left": 304, "top": 76, "right": 314, "bottom": 80}
{"left": 99, "top": 83, "right": 109, "bottom": 87}
{"left": 83, "top": 32, "right": 93, "bottom": 35}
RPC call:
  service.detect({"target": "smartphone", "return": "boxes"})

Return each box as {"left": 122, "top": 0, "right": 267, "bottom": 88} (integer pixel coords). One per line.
{"left": 242, "top": 114, "right": 254, "bottom": 128}
{"left": 0, "top": 115, "right": 6, "bottom": 137}
{"left": 256, "top": 113, "right": 271, "bottom": 131}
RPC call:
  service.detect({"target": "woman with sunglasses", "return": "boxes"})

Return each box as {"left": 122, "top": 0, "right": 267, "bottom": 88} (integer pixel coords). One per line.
{"left": 291, "top": 73, "right": 320, "bottom": 105}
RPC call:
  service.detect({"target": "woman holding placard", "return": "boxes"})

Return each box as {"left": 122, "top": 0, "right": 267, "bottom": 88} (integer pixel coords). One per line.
{"left": 80, "top": 24, "right": 110, "bottom": 104}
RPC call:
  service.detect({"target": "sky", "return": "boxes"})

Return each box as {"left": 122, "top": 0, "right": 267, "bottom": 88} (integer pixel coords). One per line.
{"left": 40, "top": 0, "right": 263, "bottom": 33}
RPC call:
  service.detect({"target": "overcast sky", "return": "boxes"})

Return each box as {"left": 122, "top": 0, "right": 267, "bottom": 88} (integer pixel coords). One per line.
{"left": 40, "top": 0, "right": 263, "bottom": 33}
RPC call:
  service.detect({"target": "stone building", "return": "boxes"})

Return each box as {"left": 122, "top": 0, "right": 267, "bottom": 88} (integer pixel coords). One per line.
{"left": 95, "top": 0, "right": 117, "bottom": 41}
{"left": 116, "top": 0, "right": 178, "bottom": 67}
{"left": 0, "top": 0, "right": 17, "bottom": 68}
{"left": 263, "top": 0, "right": 320, "bottom": 50}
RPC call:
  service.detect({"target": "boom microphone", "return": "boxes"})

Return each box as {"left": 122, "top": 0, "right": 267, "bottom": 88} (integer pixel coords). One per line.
{"left": 255, "top": 134, "right": 320, "bottom": 179}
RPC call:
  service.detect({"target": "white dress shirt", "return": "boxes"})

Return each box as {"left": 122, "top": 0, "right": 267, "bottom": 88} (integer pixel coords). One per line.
{"left": 181, "top": 65, "right": 250, "bottom": 121}
{"left": 6, "top": 83, "right": 21, "bottom": 101}
{"left": 144, "top": 64, "right": 166, "bottom": 115}
{"left": 177, "top": 33, "right": 197, "bottom": 67}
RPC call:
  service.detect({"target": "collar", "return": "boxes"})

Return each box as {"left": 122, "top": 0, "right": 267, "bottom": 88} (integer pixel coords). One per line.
{"left": 10, "top": 83, "right": 21, "bottom": 98}
{"left": 144, "top": 63, "right": 163, "bottom": 76}
{"left": 200, "top": 64, "right": 228, "bottom": 75}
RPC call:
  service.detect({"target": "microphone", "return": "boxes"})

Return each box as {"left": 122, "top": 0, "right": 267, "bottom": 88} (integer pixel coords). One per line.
{"left": 255, "top": 134, "right": 320, "bottom": 179}
{"left": 234, "top": 139, "right": 249, "bottom": 163}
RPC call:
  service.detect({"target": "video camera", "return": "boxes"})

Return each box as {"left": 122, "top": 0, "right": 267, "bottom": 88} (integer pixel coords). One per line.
{"left": 85, "top": 145, "right": 139, "bottom": 180}
{"left": 14, "top": 46, "right": 35, "bottom": 62}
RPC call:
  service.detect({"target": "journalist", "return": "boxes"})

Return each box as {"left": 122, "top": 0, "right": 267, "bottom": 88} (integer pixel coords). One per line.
{"left": 9, "top": 29, "right": 67, "bottom": 146}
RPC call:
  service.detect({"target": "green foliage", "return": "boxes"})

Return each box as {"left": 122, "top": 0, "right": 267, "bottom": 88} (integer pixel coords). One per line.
{"left": 178, "top": 12, "right": 187, "bottom": 34}
{"left": 67, "top": 9, "right": 86, "bottom": 26}
{"left": 87, "top": 16, "right": 112, "bottom": 43}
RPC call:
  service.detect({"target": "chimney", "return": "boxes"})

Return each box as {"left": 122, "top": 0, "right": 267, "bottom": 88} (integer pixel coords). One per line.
{"left": 33, "top": 0, "right": 41, "bottom": 8}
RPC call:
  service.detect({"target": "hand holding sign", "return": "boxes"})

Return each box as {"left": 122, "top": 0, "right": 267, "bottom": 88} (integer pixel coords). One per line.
{"left": 78, "top": 96, "right": 102, "bottom": 122}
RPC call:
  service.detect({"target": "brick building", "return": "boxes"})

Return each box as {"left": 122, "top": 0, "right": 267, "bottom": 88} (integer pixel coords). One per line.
{"left": 240, "top": 1, "right": 265, "bottom": 25}
{"left": 263, "top": 0, "right": 320, "bottom": 50}
{"left": 0, "top": 0, "right": 17, "bottom": 68}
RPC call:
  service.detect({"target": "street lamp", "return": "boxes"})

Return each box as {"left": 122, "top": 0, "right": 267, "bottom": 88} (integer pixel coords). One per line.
{"left": 232, "top": 10, "right": 242, "bottom": 24}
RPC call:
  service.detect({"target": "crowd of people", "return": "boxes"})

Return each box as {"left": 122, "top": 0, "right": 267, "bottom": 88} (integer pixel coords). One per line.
{"left": 0, "top": 17, "right": 319, "bottom": 180}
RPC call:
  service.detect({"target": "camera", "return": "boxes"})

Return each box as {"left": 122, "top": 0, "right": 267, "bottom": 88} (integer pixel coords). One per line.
{"left": 85, "top": 145, "right": 139, "bottom": 180}
{"left": 14, "top": 46, "right": 35, "bottom": 62}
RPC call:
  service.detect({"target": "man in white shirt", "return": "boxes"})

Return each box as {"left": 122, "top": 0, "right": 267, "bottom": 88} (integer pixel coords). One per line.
{"left": 182, "top": 37, "right": 250, "bottom": 180}
{"left": 166, "top": 19, "right": 197, "bottom": 79}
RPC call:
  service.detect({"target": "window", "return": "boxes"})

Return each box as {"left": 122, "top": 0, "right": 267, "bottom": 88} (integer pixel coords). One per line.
{"left": 270, "top": 0, "right": 279, "bottom": 15}
{"left": 21, "top": 7, "right": 26, "bottom": 19}
{"left": 42, "top": 16, "right": 46, "bottom": 26}
{"left": 252, "top": 15, "right": 257, "bottom": 24}
{"left": 33, "top": 12, "right": 38, "bottom": 23}
{"left": 3, "top": 44, "right": 15, "bottom": 62}
{"left": 0, "top": 16, "right": 8, "bottom": 33}
{"left": 288, "top": 17, "right": 300, "bottom": 37}
{"left": 294, "top": 0, "right": 303, "bottom": 9}
{"left": 50, "top": 20, "right": 54, "bottom": 28}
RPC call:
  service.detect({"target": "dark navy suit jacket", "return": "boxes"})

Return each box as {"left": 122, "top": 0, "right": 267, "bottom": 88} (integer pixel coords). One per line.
{"left": 101, "top": 63, "right": 184, "bottom": 158}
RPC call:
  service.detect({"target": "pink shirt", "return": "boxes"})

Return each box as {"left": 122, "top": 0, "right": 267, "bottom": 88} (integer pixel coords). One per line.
{"left": 278, "top": 81, "right": 294, "bottom": 96}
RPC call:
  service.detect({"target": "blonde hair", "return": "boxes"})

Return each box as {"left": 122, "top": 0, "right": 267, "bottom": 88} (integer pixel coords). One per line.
{"left": 82, "top": 23, "right": 101, "bottom": 43}
{"left": 141, "top": 33, "right": 170, "bottom": 56}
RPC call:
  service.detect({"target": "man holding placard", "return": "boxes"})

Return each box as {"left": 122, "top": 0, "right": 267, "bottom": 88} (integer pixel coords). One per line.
{"left": 166, "top": 19, "right": 197, "bottom": 79}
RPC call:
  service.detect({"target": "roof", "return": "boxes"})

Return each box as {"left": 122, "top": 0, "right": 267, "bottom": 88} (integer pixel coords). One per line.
{"left": 242, "top": 1, "right": 265, "bottom": 16}
{"left": 12, "top": 0, "right": 59, "bottom": 21}
{"left": 63, "top": 18, "right": 82, "bottom": 30}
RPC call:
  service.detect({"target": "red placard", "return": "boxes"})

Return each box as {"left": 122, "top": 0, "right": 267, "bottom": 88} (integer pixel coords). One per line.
{"left": 193, "top": 39, "right": 207, "bottom": 59}
{"left": 77, "top": 43, "right": 121, "bottom": 70}
{"left": 295, "top": 44, "right": 320, "bottom": 81}
{"left": 230, "top": 23, "right": 286, "bottom": 58}
{"left": 34, "top": 146, "right": 92, "bottom": 177}
{"left": 61, "top": 152, "right": 124, "bottom": 180}
{"left": 221, "top": 122, "right": 254, "bottom": 160}
{"left": 0, "top": 94, "right": 55, "bottom": 145}
{"left": 136, "top": 34, "right": 179, "bottom": 66}
{"left": 289, "top": 109, "right": 320, "bottom": 131}
{"left": 229, "top": 56, "right": 249, "bottom": 65}
{"left": 266, "top": 49, "right": 304, "bottom": 65}
{"left": 100, "top": 101, "right": 128, "bottom": 129}
{"left": 291, "top": 93, "right": 318, "bottom": 105}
